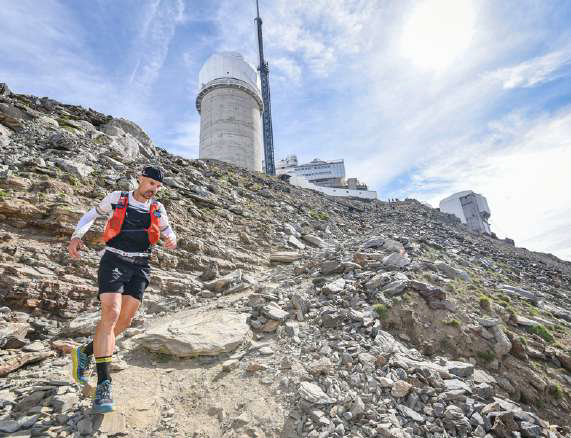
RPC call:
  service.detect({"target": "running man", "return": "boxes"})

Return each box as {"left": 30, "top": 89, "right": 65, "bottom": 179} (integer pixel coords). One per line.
{"left": 67, "top": 165, "right": 176, "bottom": 413}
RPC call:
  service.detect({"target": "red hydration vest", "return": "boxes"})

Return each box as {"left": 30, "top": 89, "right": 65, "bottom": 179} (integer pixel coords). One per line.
{"left": 102, "top": 192, "right": 161, "bottom": 245}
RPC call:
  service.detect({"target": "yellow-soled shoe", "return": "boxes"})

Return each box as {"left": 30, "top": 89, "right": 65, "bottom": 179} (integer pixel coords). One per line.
{"left": 71, "top": 346, "right": 91, "bottom": 385}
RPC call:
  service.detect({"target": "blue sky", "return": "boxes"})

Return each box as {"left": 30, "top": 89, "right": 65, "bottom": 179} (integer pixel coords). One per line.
{"left": 1, "top": 0, "right": 571, "bottom": 261}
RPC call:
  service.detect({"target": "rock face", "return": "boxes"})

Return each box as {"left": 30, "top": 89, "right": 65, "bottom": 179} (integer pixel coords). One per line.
{"left": 134, "top": 308, "right": 251, "bottom": 357}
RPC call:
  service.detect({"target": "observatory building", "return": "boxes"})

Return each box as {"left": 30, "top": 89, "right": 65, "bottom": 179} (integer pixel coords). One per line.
{"left": 439, "top": 191, "right": 492, "bottom": 234}
{"left": 196, "top": 52, "right": 263, "bottom": 172}
{"left": 276, "top": 155, "right": 377, "bottom": 200}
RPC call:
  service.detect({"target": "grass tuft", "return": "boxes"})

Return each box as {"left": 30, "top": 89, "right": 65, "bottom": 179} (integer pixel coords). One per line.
{"left": 373, "top": 304, "right": 389, "bottom": 320}
{"left": 444, "top": 318, "right": 461, "bottom": 328}
{"left": 549, "top": 383, "right": 563, "bottom": 399}
{"left": 309, "top": 209, "right": 329, "bottom": 221}
{"left": 479, "top": 294, "right": 492, "bottom": 311}
{"left": 529, "top": 324, "right": 554, "bottom": 343}
{"left": 477, "top": 350, "right": 496, "bottom": 363}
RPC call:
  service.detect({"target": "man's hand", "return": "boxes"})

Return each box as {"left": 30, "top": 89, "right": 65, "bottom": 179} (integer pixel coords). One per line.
{"left": 164, "top": 236, "right": 177, "bottom": 250}
{"left": 68, "top": 237, "right": 83, "bottom": 259}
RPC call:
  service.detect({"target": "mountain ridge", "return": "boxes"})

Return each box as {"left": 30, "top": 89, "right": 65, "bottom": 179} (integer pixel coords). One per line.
{"left": 0, "top": 82, "right": 570, "bottom": 437}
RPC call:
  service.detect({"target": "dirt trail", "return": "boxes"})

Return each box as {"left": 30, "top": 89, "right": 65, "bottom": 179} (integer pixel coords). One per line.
{"left": 79, "top": 271, "right": 294, "bottom": 438}
{"left": 83, "top": 351, "right": 288, "bottom": 437}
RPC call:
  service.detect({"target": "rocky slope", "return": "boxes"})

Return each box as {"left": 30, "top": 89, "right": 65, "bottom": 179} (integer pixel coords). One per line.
{"left": 0, "top": 82, "right": 570, "bottom": 438}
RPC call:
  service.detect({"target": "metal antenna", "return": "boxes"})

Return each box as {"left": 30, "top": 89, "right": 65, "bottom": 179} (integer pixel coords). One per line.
{"left": 255, "top": 0, "right": 276, "bottom": 176}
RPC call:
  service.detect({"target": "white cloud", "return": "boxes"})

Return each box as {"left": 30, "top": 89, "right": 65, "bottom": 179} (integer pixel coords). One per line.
{"left": 487, "top": 47, "right": 571, "bottom": 89}
{"left": 0, "top": 0, "right": 188, "bottom": 143}
{"left": 127, "top": 0, "right": 185, "bottom": 94}
{"left": 271, "top": 57, "right": 302, "bottom": 83}
{"left": 0, "top": 0, "right": 113, "bottom": 106}
{"left": 162, "top": 117, "right": 200, "bottom": 159}
{"left": 213, "top": 0, "right": 379, "bottom": 78}
{"left": 400, "top": 0, "right": 476, "bottom": 71}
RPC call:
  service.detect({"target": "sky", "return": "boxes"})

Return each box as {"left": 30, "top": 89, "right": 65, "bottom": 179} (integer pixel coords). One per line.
{"left": 1, "top": 0, "right": 570, "bottom": 261}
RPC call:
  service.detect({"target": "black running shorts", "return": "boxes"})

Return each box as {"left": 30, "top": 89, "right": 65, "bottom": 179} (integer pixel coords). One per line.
{"left": 97, "top": 251, "right": 150, "bottom": 302}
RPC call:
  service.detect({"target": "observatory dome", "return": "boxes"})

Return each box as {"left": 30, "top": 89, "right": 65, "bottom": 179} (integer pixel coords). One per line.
{"left": 198, "top": 52, "right": 259, "bottom": 90}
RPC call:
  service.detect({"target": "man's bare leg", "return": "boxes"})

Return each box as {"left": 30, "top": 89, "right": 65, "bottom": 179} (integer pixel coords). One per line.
{"left": 113, "top": 295, "right": 141, "bottom": 337}
{"left": 94, "top": 293, "right": 122, "bottom": 361}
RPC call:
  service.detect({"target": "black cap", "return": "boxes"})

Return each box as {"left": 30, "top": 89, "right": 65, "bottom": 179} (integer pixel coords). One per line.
{"left": 141, "top": 165, "right": 164, "bottom": 183}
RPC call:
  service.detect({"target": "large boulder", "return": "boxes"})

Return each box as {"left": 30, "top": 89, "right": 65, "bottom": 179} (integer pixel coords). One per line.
{"left": 383, "top": 253, "right": 411, "bottom": 268}
{"left": 53, "top": 159, "right": 93, "bottom": 179}
{"left": 134, "top": 308, "right": 250, "bottom": 357}
{"left": 49, "top": 132, "right": 79, "bottom": 151}
{"left": 100, "top": 118, "right": 157, "bottom": 159}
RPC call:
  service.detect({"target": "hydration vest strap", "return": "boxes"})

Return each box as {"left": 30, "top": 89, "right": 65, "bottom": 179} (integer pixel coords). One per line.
{"left": 118, "top": 192, "right": 129, "bottom": 208}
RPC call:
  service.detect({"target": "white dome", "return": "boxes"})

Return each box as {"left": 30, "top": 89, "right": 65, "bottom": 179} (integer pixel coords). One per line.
{"left": 198, "top": 52, "right": 258, "bottom": 90}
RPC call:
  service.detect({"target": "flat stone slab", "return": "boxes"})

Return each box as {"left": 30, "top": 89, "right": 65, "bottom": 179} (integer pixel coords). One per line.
{"left": 270, "top": 252, "right": 301, "bottom": 263}
{"left": 134, "top": 308, "right": 251, "bottom": 357}
{"left": 473, "top": 369, "right": 497, "bottom": 385}
{"left": 302, "top": 235, "right": 327, "bottom": 248}
{"left": 398, "top": 405, "right": 425, "bottom": 422}
{"left": 443, "top": 378, "right": 471, "bottom": 392}
{"left": 322, "top": 278, "right": 346, "bottom": 294}
{"left": 445, "top": 360, "right": 474, "bottom": 378}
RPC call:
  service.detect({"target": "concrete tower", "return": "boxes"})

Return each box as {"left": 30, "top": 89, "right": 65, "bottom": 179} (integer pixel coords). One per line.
{"left": 196, "top": 52, "right": 263, "bottom": 172}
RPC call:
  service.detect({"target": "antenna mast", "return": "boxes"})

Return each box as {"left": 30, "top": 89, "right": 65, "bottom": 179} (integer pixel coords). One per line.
{"left": 255, "top": 0, "right": 276, "bottom": 176}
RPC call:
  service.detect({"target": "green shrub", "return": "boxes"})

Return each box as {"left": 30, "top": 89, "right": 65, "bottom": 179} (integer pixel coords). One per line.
{"left": 479, "top": 295, "right": 491, "bottom": 310}
{"left": 549, "top": 383, "right": 563, "bottom": 399}
{"left": 496, "top": 294, "right": 511, "bottom": 303}
{"left": 529, "top": 324, "right": 554, "bottom": 343}
{"left": 503, "top": 304, "right": 516, "bottom": 316}
{"left": 444, "top": 318, "right": 461, "bottom": 328}
{"left": 373, "top": 304, "right": 389, "bottom": 320}
{"left": 477, "top": 350, "right": 496, "bottom": 363}
{"left": 68, "top": 175, "right": 79, "bottom": 187}
{"left": 309, "top": 209, "right": 329, "bottom": 221}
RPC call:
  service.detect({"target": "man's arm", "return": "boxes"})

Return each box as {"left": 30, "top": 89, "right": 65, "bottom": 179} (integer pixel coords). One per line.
{"left": 68, "top": 192, "right": 119, "bottom": 258}
{"left": 159, "top": 203, "right": 176, "bottom": 249}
